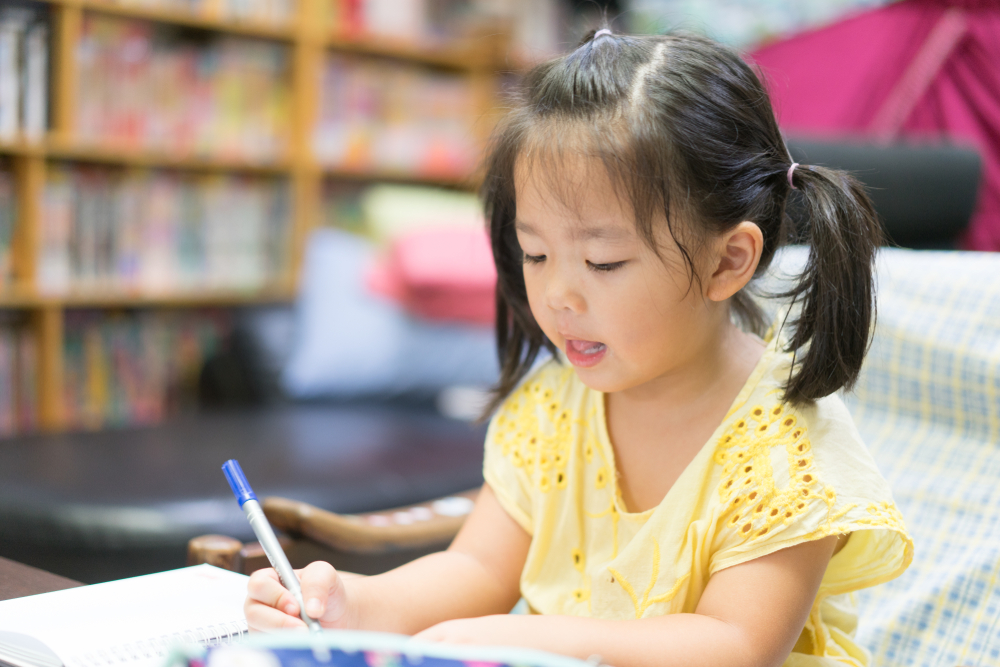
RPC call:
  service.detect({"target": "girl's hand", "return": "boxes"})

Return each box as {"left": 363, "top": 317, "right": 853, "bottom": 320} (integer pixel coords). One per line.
{"left": 245, "top": 561, "right": 357, "bottom": 632}
{"left": 414, "top": 615, "right": 529, "bottom": 646}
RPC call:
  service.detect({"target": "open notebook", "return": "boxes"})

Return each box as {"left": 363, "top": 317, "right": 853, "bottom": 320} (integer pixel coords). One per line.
{"left": 0, "top": 564, "right": 249, "bottom": 667}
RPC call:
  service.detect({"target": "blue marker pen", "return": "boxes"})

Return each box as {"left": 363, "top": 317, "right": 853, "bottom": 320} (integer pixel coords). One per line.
{"left": 222, "top": 459, "right": 328, "bottom": 643}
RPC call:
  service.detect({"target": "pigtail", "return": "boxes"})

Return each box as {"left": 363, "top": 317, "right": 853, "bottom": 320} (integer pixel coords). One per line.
{"left": 780, "top": 165, "right": 883, "bottom": 404}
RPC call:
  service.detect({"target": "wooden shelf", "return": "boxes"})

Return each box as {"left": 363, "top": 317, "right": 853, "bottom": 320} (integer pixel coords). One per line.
{"left": 0, "top": 286, "right": 295, "bottom": 309}
{"left": 0, "top": 139, "right": 45, "bottom": 158}
{"left": 45, "top": 0, "right": 297, "bottom": 41}
{"left": 323, "top": 164, "right": 476, "bottom": 190}
{"left": 45, "top": 139, "right": 294, "bottom": 174}
{"left": 327, "top": 34, "right": 487, "bottom": 71}
{"left": 1, "top": 137, "right": 293, "bottom": 172}
{"left": 4, "top": 139, "right": 480, "bottom": 185}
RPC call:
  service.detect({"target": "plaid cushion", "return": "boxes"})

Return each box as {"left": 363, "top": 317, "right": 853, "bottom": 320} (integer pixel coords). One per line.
{"left": 838, "top": 249, "right": 1000, "bottom": 667}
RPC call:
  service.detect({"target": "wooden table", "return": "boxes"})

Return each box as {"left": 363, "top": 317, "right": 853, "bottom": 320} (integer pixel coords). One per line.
{"left": 0, "top": 555, "right": 83, "bottom": 601}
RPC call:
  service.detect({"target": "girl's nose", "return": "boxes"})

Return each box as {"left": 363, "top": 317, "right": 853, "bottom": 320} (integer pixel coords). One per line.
{"left": 544, "top": 268, "right": 586, "bottom": 313}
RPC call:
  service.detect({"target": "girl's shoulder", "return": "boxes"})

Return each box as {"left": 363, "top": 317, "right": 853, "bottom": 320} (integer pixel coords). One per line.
{"left": 738, "top": 339, "right": 872, "bottom": 453}
{"left": 709, "top": 345, "right": 911, "bottom": 580}
{"left": 716, "top": 341, "right": 883, "bottom": 482}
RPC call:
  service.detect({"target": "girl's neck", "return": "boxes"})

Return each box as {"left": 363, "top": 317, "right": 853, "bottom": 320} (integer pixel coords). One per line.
{"left": 603, "top": 321, "right": 766, "bottom": 514}
{"left": 610, "top": 320, "right": 765, "bottom": 413}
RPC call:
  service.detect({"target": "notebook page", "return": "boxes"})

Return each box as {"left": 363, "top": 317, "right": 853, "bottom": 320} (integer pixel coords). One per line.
{"left": 0, "top": 565, "right": 250, "bottom": 667}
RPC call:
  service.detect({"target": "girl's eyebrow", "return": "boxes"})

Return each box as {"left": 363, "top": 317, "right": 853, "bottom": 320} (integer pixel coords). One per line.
{"left": 514, "top": 218, "right": 537, "bottom": 236}
{"left": 514, "top": 218, "right": 630, "bottom": 241}
{"left": 571, "top": 225, "right": 630, "bottom": 241}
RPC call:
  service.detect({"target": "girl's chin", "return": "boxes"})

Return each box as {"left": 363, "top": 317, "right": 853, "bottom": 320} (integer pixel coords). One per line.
{"left": 572, "top": 370, "right": 628, "bottom": 395}
{"left": 571, "top": 360, "right": 652, "bottom": 395}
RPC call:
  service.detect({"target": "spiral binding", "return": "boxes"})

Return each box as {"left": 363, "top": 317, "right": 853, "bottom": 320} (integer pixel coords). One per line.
{"left": 72, "top": 620, "right": 248, "bottom": 666}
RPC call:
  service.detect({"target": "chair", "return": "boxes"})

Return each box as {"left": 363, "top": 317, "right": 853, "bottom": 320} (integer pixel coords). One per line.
{"left": 187, "top": 489, "right": 478, "bottom": 576}
{"left": 785, "top": 137, "right": 981, "bottom": 249}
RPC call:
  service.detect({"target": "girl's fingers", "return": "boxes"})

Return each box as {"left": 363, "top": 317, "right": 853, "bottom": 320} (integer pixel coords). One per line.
{"left": 245, "top": 596, "right": 308, "bottom": 633}
{"left": 247, "top": 567, "right": 304, "bottom": 618}
{"left": 245, "top": 562, "right": 352, "bottom": 630}
{"left": 298, "top": 561, "right": 340, "bottom": 620}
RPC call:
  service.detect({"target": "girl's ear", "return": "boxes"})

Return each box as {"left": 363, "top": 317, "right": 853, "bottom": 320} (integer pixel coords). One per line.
{"left": 705, "top": 221, "right": 764, "bottom": 302}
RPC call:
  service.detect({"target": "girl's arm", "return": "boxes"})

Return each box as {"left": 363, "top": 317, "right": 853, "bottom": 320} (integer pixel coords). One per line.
{"left": 416, "top": 535, "right": 840, "bottom": 667}
{"left": 244, "top": 483, "right": 530, "bottom": 633}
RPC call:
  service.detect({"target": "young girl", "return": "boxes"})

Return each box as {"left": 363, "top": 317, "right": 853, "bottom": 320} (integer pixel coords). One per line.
{"left": 247, "top": 29, "right": 913, "bottom": 667}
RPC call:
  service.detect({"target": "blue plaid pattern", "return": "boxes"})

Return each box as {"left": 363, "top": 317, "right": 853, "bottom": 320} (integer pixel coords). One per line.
{"left": 838, "top": 249, "right": 1000, "bottom": 667}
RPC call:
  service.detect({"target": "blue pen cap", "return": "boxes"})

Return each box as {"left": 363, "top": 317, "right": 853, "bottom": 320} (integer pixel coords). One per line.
{"left": 222, "top": 459, "right": 258, "bottom": 507}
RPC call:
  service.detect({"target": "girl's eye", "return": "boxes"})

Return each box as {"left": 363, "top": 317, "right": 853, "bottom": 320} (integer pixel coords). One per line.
{"left": 587, "top": 260, "right": 627, "bottom": 273}
{"left": 523, "top": 253, "right": 546, "bottom": 265}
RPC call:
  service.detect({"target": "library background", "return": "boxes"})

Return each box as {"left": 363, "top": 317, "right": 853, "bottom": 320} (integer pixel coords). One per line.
{"left": 0, "top": 0, "right": 895, "bottom": 438}
{"left": 2, "top": 9, "right": 999, "bottom": 667}
{"left": 0, "top": 0, "right": 616, "bottom": 436}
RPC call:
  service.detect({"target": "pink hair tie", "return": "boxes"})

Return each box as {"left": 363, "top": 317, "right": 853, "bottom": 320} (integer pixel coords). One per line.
{"left": 594, "top": 29, "right": 613, "bottom": 39}
{"left": 787, "top": 163, "right": 799, "bottom": 189}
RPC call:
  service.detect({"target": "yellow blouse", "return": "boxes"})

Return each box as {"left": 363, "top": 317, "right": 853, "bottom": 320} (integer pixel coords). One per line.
{"left": 483, "top": 335, "right": 914, "bottom": 666}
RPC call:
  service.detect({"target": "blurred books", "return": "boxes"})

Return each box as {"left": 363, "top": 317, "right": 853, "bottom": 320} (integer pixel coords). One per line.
{"left": 327, "top": 0, "right": 565, "bottom": 59}
{"left": 329, "top": 0, "right": 449, "bottom": 42}
{"left": 0, "top": 3, "right": 48, "bottom": 142}
{"left": 39, "top": 164, "right": 291, "bottom": 295}
{"left": 75, "top": 14, "right": 291, "bottom": 161}
{"left": 62, "top": 309, "right": 229, "bottom": 429}
{"left": 0, "top": 163, "right": 15, "bottom": 290}
{"left": 0, "top": 314, "right": 37, "bottom": 436}
{"left": 314, "top": 53, "right": 478, "bottom": 177}
{"left": 90, "top": 0, "right": 298, "bottom": 25}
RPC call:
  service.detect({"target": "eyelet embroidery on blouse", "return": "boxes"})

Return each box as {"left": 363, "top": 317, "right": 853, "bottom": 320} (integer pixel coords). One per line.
{"left": 859, "top": 501, "right": 907, "bottom": 533}
{"left": 492, "top": 368, "right": 577, "bottom": 495}
{"left": 715, "top": 403, "right": 858, "bottom": 542}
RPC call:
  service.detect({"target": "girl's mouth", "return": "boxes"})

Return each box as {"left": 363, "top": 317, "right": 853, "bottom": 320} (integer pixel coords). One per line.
{"left": 565, "top": 339, "right": 608, "bottom": 368}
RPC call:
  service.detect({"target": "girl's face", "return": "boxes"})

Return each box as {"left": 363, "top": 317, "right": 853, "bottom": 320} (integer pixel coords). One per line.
{"left": 514, "top": 157, "right": 725, "bottom": 396}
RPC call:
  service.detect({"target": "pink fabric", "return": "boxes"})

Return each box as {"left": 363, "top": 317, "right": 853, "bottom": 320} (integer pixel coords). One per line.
{"left": 367, "top": 228, "right": 496, "bottom": 325}
{"left": 751, "top": 0, "right": 1000, "bottom": 251}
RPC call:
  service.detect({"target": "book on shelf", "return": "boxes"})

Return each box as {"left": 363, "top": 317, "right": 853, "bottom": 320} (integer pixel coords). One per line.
{"left": 331, "top": 0, "right": 427, "bottom": 41}
{"left": 313, "top": 53, "right": 478, "bottom": 177}
{"left": 0, "top": 314, "right": 38, "bottom": 437}
{"left": 327, "top": 0, "right": 565, "bottom": 59}
{"left": 39, "top": 164, "right": 291, "bottom": 295}
{"left": 0, "top": 308, "right": 229, "bottom": 436}
{"left": 0, "top": 164, "right": 15, "bottom": 290}
{"left": 75, "top": 13, "right": 290, "bottom": 161}
{"left": 62, "top": 309, "right": 230, "bottom": 430}
{"left": 88, "top": 0, "right": 298, "bottom": 26}
{"left": 0, "top": 4, "right": 48, "bottom": 142}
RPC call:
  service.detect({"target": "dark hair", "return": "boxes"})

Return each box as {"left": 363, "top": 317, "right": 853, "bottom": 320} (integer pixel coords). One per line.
{"left": 481, "top": 29, "right": 882, "bottom": 415}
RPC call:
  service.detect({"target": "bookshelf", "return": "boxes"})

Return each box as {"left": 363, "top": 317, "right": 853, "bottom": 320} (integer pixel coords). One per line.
{"left": 0, "top": 0, "right": 508, "bottom": 433}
